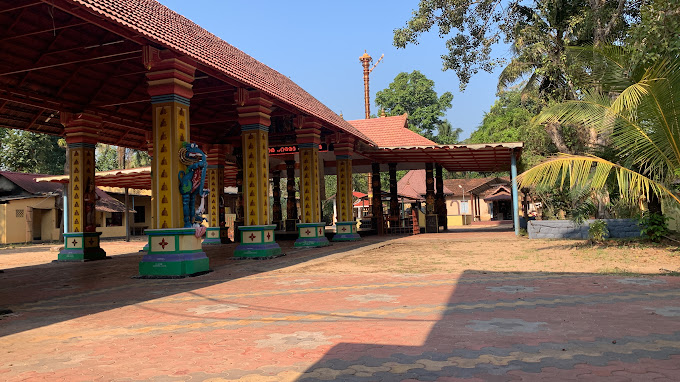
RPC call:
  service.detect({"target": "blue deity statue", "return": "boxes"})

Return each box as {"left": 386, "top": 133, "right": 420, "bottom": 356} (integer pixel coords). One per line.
{"left": 178, "top": 142, "right": 209, "bottom": 229}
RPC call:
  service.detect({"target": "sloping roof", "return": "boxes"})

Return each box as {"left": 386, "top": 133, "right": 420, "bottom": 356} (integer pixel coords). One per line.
{"left": 348, "top": 115, "right": 435, "bottom": 147}
{"left": 483, "top": 185, "right": 512, "bottom": 201}
{"left": 66, "top": 0, "right": 372, "bottom": 144}
{"left": 397, "top": 170, "right": 453, "bottom": 197}
{"left": 36, "top": 165, "right": 238, "bottom": 189}
{"left": 480, "top": 184, "right": 511, "bottom": 198}
{"left": 443, "top": 178, "right": 498, "bottom": 197}
{"left": 95, "top": 188, "right": 134, "bottom": 213}
{"left": 361, "top": 142, "right": 523, "bottom": 172}
{"left": 0, "top": 171, "right": 62, "bottom": 195}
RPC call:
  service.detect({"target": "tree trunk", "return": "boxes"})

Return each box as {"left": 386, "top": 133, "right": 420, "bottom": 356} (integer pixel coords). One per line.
{"left": 545, "top": 122, "right": 571, "bottom": 153}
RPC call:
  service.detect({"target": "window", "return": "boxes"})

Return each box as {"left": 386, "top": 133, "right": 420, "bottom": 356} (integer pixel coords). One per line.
{"left": 460, "top": 201, "right": 469, "bottom": 214}
{"left": 133, "top": 206, "right": 146, "bottom": 223}
{"left": 15, "top": 209, "right": 24, "bottom": 218}
{"left": 106, "top": 212, "right": 123, "bottom": 227}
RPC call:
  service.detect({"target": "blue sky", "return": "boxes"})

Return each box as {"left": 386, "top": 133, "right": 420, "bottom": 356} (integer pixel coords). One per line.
{"left": 157, "top": 0, "right": 511, "bottom": 140}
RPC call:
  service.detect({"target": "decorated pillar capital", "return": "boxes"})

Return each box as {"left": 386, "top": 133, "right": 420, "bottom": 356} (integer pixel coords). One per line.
{"left": 206, "top": 144, "right": 230, "bottom": 167}
{"left": 236, "top": 89, "right": 274, "bottom": 127}
{"left": 61, "top": 112, "right": 102, "bottom": 146}
{"left": 294, "top": 115, "right": 322, "bottom": 146}
{"left": 144, "top": 47, "right": 196, "bottom": 101}
{"left": 334, "top": 136, "right": 355, "bottom": 158}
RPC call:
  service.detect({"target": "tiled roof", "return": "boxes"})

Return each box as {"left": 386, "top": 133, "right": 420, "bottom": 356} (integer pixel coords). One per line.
{"left": 347, "top": 115, "right": 435, "bottom": 147}
{"left": 66, "top": 0, "right": 372, "bottom": 144}
{"left": 0, "top": 171, "right": 62, "bottom": 195}
{"left": 443, "top": 177, "right": 510, "bottom": 197}
{"left": 397, "top": 170, "right": 453, "bottom": 197}
{"left": 95, "top": 188, "right": 134, "bottom": 213}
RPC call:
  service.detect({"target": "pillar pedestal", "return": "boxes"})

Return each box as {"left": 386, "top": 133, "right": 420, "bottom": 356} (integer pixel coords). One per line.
{"left": 333, "top": 221, "right": 360, "bottom": 241}
{"left": 202, "top": 227, "right": 223, "bottom": 245}
{"left": 59, "top": 232, "right": 106, "bottom": 261}
{"left": 285, "top": 219, "right": 298, "bottom": 232}
{"left": 139, "top": 228, "right": 209, "bottom": 277}
{"left": 426, "top": 214, "right": 439, "bottom": 233}
{"left": 295, "top": 222, "right": 330, "bottom": 247}
{"left": 234, "top": 225, "right": 282, "bottom": 258}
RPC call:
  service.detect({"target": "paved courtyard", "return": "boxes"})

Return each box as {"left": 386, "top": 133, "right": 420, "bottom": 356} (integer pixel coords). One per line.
{"left": 2, "top": 231, "right": 680, "bottom": 381}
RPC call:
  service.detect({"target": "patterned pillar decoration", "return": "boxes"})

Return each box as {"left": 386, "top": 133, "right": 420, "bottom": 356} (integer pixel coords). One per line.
{"left": 294, "top": 117, "right": 329, "bottom": 247}
{"left": 285, "top": 159, "right": 298, "bottom": 231}
{"left": 425, "top": 162, "right": 438, "bottom": 233}
{"left": 234, "top": 149, "right": 244, "bottom": 242}
{"left": 333, "top": 137, "right": 360, "bottom": 241}
{"left": 233, "top": 89, "right": 282, "bottom": 258}
{"left": 435, "top": 163, "right": 447, "bottom": 231}
{"left": 145, "top": 133, "right": 156, "bottom": 232}
{"left": 371, "top": 162, "right": 383, "bottom": 234}
{"left": 138, "top": 47, "right": 210, "bottom": 277}
{"left": 203, "top": 145, "right": 228, "bottom": 245}
{"left": 58, "top": 113, "right": 106, "bottom": 262}
{"left": 272, "top": 170, "right": 282, "bottom": 230}
{"left": 140, "top": 133, "right": 154, "bottom": 253}
{"left": 388, "top": 163, "right": 399, "bottom": 228}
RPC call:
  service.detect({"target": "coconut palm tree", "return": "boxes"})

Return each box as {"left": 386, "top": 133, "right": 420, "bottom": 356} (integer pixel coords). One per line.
{"left": 518, "top": 46, "right": 680, "bottom": 211}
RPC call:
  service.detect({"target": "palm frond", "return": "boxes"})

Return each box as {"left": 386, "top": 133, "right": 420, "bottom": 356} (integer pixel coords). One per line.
{"left": 517, "top": 154, "right": 680, "bottom": 206}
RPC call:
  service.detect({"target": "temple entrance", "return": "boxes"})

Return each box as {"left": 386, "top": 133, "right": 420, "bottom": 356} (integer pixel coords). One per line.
{"left": 494, "top": 200, "right": 512, "bottom": 220}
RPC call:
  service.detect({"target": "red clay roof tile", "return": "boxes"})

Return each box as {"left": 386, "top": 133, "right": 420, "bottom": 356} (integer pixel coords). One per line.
{"left": 65, "top": 0, "right": 372, "bottom": 144}
{"left": 347, "top": 115, "right": 436, "bottom": 148}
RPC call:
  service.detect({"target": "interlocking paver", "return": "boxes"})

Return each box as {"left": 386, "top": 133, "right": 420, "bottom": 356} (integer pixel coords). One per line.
{"left": 2, "top": 233, "right": 680, "bottom": 381}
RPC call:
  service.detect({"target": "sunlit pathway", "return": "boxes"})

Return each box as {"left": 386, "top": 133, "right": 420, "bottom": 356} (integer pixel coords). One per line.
{"left": 2, "top": 236, "right": 680, "bottom": 381}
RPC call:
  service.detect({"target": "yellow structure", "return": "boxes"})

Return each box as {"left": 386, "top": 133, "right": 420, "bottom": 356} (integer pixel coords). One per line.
{"left": 0, "top": 198, "right": 60, "bottom": 244}
{"left": 333, "top": 137, "right": 360, "bottom": 241}
{"left": 233, "top": 90, "right": 282, "bottom": 258}
{"left": 59, "top": 113, "right": 106, "bottom": 261}
{"left": 294, "top": 118, "right": 329, "bottom": 247}
{"left": 204, "top": 145, "right": 228, "bottom": 244}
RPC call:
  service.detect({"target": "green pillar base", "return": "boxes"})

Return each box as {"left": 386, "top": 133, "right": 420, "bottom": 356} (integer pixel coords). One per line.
{"left": 332, "top": 221, "right": 362, "bottom": 241}
{"left": 139, "top": 228, "right": 210, "bottom": 277}
{"left": 234, "top": 225, "right": 282, "bottom": 258}
{"left": 58, "top": 232, "right": 107, "bottom": 261}
{"left": 202, "top": 227, "right": 224, "bottom": 245}
{"left": 295, "top": 222, "right": 330, "bottom": 247}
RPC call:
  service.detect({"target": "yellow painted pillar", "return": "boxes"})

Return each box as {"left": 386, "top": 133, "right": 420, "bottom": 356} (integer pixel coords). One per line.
{"left": 233, "top": 90, "right": 281, "bottom": 258}
{"left": 58, "top": 112, "right": 106, "bottom": 261}
{"left": 204, "top": 145, "right": 228, "bottom": 244}
{"left": 139, "top": 48, "right": 210, "bottom": 277}
{"left": 333, "top": 137, "right": 360, "bottom": 241}
{"left": 294, "top": 117, "right": 329, "bottom": 247}
{"left": 145, "top": 133, "right": 156, "bottom": 230}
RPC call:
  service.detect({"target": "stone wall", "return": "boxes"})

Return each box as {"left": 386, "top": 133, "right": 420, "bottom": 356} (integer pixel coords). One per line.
{"left": 527, "top": 219, "right": 641, "bottom": 240}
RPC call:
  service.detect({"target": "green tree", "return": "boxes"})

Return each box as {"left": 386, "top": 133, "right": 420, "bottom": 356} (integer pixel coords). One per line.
{"left": 375, "top": 70, "right": 453, "bottom": 139}
{"left": 627, "top": 0, "right": 680, "bottom": 68}
{"left": 394, "top": 0, "right": 634, "bottom": 91}
{"left": 518, "top": 47, "right": 680, "bottom": 213}
{"left": 467, "top": 90, "right": 555, "bottom": 168}
{"left": 95, "top": 144, "right": 118, "bottom": 172}
{"left": 0, "top": 130, "right": 66, "bottom": 174}
{"left": 433, "top": 121, "right": 462, "bottom": 144}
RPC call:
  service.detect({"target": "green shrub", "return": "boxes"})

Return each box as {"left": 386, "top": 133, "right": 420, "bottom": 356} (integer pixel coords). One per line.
{"left": 638, "top": 212, "right": 669, "bottom": 242}
{"left": 588, "top": 220, "right": 609, "bottom": 242}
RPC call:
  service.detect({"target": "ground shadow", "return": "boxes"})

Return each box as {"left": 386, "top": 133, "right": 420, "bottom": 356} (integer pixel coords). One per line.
{"left": 292, "top": 269, "right": 680, "bottom": 381}
{"left": 0, "top": 234, "right": 394, "bottom": 337}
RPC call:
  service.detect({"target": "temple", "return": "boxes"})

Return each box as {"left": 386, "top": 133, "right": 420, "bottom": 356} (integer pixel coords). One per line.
{"left": 0, "top": 0, "right": 522, "bottom": 277}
